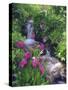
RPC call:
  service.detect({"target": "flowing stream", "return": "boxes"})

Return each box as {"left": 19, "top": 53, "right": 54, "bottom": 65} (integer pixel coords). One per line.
{"left": 24, "top": 19, "right": 36, "bottom": 47}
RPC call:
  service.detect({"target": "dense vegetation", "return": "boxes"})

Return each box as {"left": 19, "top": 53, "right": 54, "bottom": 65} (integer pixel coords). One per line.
{"left": 10, "top": 3, "right": 66, "bottom": 86}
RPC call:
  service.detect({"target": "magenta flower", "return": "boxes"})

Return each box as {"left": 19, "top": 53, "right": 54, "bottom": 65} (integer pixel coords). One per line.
{"left": 16, "top": 41, "right": 25, "bottom": 48}
{"left": 39, "top": 64, "right": 45, "bottom": 75}
{"left": 38, "top": 43, "right": 45, "bottom": 50}
{"left": 24, "top": 52, "right": 31, "bottom": 60}
{"left": 19, "top": 59, "right": 27, "bottom": 68}
{"left": 40, "top": 43, "right": 45, "bottom": 50}
{"left": 39, "top": 57, "right": 43, "bottom": 62}
{"left": 32, "top": 57, "right": 39, "bottom": 68}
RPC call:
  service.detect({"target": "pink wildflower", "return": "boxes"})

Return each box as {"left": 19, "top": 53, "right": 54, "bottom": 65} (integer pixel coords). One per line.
{"left": 39, "top": 64, "right": 45, "bottom": 75}
{"left": 24, "top": 52, "right": 31, "bottom": 60}
{"left": 40, "top": 43, "right": 45, "bottom": 50}
{"left": 37, "top": 43, "right": 45, "bottom": 50}
{"left": 39, "top": 57, "right": 43, "bottom": 62}
{"left": 32, "top": 57, "right": 39, "bottom": 68}
{"left": 16, "top": 41, "right": 25, "bottom": 48}
{"left": 19, "top": 59, "right": 27, "bottom": 68}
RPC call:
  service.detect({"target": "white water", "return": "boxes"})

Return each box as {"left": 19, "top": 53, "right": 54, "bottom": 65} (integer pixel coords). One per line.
{"left": 24, "top": 19, "right": 36, "bottom": 46}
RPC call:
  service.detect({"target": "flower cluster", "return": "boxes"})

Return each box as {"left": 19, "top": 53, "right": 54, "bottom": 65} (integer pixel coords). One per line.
{"left": 24, "top": 52, "right": 31, "bottom": 60}
{"left": 19, "top": 59, "right": 27, "bottom": 68}
{"left": 32, "top": 57, "right": 40, "bottom": 68}
{"left": 16, "top": 41, "right": 45, "bottom": 76}
{"left": 38, "top": 43, "right": 45, "bottom": 51}
{"left": 39, "top": 64, "right": 45, "bottom": 75}
{"left": 16, "top": 41, "right": 25, "bottom": 48}
{"left": 32, "top": 57, "right": 45, "bottom": 75}
{"left": 19, "top": 51, "right": 31, "bottom": 68}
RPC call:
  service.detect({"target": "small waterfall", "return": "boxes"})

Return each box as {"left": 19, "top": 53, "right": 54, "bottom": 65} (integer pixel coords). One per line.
{"left": 26, "top": 20, "right": 34, "bottom": 39}
{"left": 24, "top": 19, "right": 36, "bottom": 46}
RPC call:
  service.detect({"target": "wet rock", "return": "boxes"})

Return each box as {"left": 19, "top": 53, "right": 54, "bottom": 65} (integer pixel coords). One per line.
{"left": 41, "top": 55, "right": 66, "bottom": 84}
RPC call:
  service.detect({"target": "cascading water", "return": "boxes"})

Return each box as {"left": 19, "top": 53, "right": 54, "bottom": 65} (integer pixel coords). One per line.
{"left": 24, "top": 19, "right": 36, "bottom": 47}
{"left": 26, "top": 20, "right": 34, "bottom": 39}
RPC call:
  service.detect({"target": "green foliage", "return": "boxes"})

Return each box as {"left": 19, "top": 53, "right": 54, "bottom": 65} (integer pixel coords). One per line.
{"left": 33, "top": 48, "right": 40, "bottom": 57}
{"left": 12, "top": 31, "right": 26, "bottom": 44}
{"left": 55, "top": 32, "right": 66, "bottom": 61}
{"left": 48, "top": 7, "right": 66, "bottom": 61}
